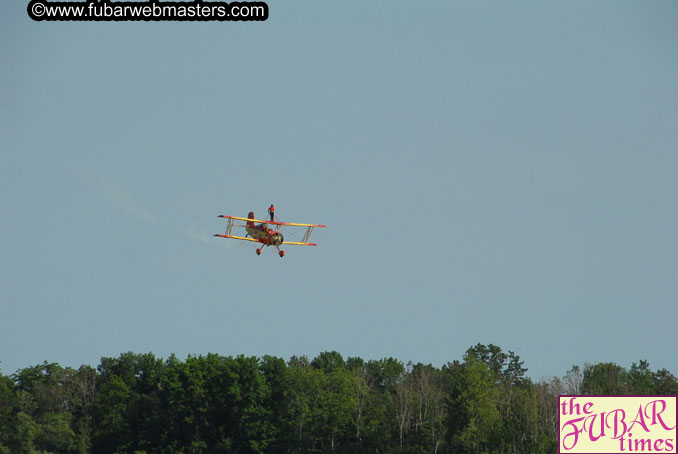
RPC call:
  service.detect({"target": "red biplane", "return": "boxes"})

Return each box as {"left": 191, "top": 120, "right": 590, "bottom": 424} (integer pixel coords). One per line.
{"left": 214, "top": 211, "right": 326, "bottom": 257}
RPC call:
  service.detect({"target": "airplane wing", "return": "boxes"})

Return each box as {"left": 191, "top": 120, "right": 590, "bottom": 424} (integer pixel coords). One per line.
{"left": 282, "top": 241, "right": 317, "bottom": 246}
{"left": 218, "top": 215, "right": 268, "bottom": 223}
{"left": 218, "top": 215, "right": 326, "bottom": 228}
{"left": 213, "top": 234, "right": 259, "bottom": 243}
{"left": 214, "top": 234, "right": 317, "bottom": 246}
{"left": 275, "top": 221, "right": 327, "bottom": 228}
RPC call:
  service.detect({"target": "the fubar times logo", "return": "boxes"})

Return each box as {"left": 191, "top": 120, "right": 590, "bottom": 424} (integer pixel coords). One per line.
{"left": 559, "top": 396, "right": 677, "bottom": 453}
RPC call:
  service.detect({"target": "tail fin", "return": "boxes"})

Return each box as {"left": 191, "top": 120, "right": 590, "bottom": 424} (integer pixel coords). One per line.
{"left": 247, "top": 211, "right": 255, "bottom": 228}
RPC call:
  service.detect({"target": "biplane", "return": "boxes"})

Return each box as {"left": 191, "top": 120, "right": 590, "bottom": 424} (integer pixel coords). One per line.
{"left": 214, "top": 211, "right": 326, "bottom": 257}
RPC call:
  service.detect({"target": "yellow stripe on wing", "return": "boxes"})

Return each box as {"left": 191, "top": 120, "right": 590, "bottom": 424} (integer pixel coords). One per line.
{"left": 213, "top": 234, "right": 259, "bottom": 243}
{"left": 277, "top": 222, "right": 327, "bottom": 228}
{"left": 218, "top": 215, "right": 268, "bottom": 224}
{"left": 218, "top": 215, "right": 326, "bottom": 228}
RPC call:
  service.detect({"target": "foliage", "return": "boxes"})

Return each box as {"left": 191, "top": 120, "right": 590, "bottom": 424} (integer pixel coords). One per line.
{"left": 0, "top": 347, "right": 674, "bottom": 454}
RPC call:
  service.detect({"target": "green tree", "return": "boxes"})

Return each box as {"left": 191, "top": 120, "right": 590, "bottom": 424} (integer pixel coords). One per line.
{"left": 4, "top": 347, "right": 677, "bottom": 454}
{"left": 259, "top": 355, "right": 289, "bottom": 453}
{"left": 444, "top": 356, "right": 502, "bottom": 454}
{"left": 465, "top": 344, "right": 527, "bottom": 383}
{"left": 230, "top": 355, "right": 275, "bottom": 453}
{"left": 0, "top": 373, "right": 17, "bottom": 452}
{"left": 70, "top": 365, "right": 98, "bottom": 454}
{"left": 93, "top": 372, "right": 133, "bottom": 453}
{"left": 35, "top": 412, "right": 78, "bottom": 453}
{"left": 285, "top": 359, "right": 326, "bottom": 452}
{"left": 311, "top": 351, "right": 345, "bottom": 374}
{"left": 365, "top": 358, "right": 405, "bottom": 393}
{"left": 15, "top": 411, "right": 39, "bottom": 454}
{"left": 534, "top": 379, "right": 559, "bottom": 454}
{"left": 563, "top": 365, "right": 582, "bottom": 395}
{"left": 365, "top": 358, "right": 406, "bottom": 451}
{"left": 628, "top": 360, "right": 654, "bottom": 394}
{"left": 409, "top": 363, "right": 446, "bottom": 454}
{"left": 10, "top": 362, "right": 89, "bottom": 454}
{"left": 321, "top": 369, "right": 357, "bottom": 453}
{"left": 160, "top": 354, "right": 210, "bottom": 453}
{"left": 346, "top": 357, "right": 368, "bottom": 446}
{"left": 92, "top": 352, "right": 164, "bottom": 454}
{"left": 582, "top": 362, "right": 629, "bottom": 395}
{"left": 465, "top": 344, "right": 534, "bottom": 453}
{"left": 654, "top": 368, "right": 678, "bottom": 395}
{"left": 393, "top": 365, "right": 413, "bottom": 451}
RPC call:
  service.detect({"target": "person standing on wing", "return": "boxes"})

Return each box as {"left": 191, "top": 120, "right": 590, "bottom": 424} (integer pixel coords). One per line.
{"left": 268, "top": 204, "right": 275, "bottom": 222}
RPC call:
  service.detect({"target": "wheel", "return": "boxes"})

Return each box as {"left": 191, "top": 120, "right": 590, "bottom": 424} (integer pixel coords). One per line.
{"left": 279, "top": 250, "right": 285, "bottom": 257}
{"left": 256, "top": 248, "right": 262, "bottom": 255}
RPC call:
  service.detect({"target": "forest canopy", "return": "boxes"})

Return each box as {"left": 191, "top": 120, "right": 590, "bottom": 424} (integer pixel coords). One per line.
{"left": 1, "top": 344, "right": 676, "bottom": 454}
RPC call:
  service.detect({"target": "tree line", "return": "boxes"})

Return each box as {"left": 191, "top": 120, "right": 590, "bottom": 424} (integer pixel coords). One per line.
{"left": 1, "top": 344, "right": 676, "bottom": 454}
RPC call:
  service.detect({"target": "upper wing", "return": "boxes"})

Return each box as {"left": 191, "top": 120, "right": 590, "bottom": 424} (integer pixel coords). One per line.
{"left": 275, "top": 221, "right": 327, "bottom": 228}
{"left": 218, "top": 215, "right": 326, "bottom": 228}
{"left": 219, "top": 215, "right": 268, "bottom": 223}
{"left": 213, "top": 234, "right": 259, "bottom": 243}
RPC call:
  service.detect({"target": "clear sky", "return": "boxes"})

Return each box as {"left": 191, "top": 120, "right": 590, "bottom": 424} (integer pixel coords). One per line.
{"left": 2, "top": 0, "right": 677, "bottom": 380}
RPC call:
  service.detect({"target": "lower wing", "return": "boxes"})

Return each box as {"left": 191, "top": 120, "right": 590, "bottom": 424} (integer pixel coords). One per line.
{"left": 213, "top": 235, "right": 317, "bottom": 246}
{"left": 213, "top": 234, "right": 259, "bottom": 243}
{"left": 282, "top": 241, "right": 317, "bottom": 246}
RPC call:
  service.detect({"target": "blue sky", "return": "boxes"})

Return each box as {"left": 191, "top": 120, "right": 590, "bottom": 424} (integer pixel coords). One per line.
{"left": 2, "top": 0, "right": 677, "bottom": 380}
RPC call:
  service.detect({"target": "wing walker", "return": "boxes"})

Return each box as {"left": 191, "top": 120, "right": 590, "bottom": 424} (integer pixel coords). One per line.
{"left": 214, "top": 208, "right": 326, "bottom": 258}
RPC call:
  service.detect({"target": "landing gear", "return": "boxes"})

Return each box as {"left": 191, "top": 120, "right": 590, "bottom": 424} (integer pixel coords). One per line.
{"left": 255, "top": 246, "right": 284, "bottom": 257}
